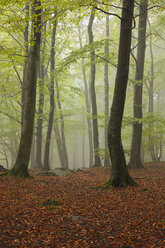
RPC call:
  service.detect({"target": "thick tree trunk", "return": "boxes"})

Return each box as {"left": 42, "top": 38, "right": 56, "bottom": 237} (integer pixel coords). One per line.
{"left": 30, "top": 135, "right": 35, "bottom": 169}
{"left": 9, "top": 0, "right": 41, "bottom": 177}
{"left": 128, "top": 0, "right": 148, "bottom": 169}
{"left": 78, "top": 24, "right": 93, "bottom": 168}
{"left": 105, "top": 0, "right": 137, "bottom": 187}
{"left": 36, "top": 23, "right": 46, "bottom": 169}
{"left": 43, "top": 16, "right": 57, "bottom": 171}
{"left": 88, "top": 8, "right": 101, "bottom": 167}
{"left": 104, "top": 14, "right": 111, "bottom": 167}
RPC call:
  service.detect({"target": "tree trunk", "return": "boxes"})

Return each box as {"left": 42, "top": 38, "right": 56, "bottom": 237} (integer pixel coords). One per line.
{"left": 9, "top": 0, "right": 41, "bottom": 177}
{"left": 88, "top": 8, "right": 101, "bottom": 167}
{"left": 53, "top": 124, "right": 65, "bottom": 169}
{"left": 30, "top": 134, "right": 36, "bottom": 169}
{"left": 78, "top": 24, "right": 93, "bottom": 168}
{"left": 55, "top": 78, "right": 68, "bottom": 169}
{"left": 105, "top": 0, "right": 137, "bottom": 187}
{"left": 82, "top": 111, "right": 85, "bottom": 167}
{"left": 36, "top": 23, "right": 46, "bottom": 169}
{"left": 104, "top": 14, "right": 111, "bottom": 167}
{"left": 21, "top": 3, "right": 29, "bottom": 132}
{"left": 128, "top": 0, "right": 148, "bottom": 169}
{"left": 43, "top": 15, "right": 57, "bottom": 171}
{"left": 148, "top": 19, "right": 157, "bottom": 162}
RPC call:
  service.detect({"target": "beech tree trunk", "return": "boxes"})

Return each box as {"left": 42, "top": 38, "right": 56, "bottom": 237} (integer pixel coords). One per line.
{"left": 36, "top": 23, "right": 46, "bottom": 169}
{"left": 30, "top": 135, "right": 35, "bottom": 169}
{"left": 55, "top": 78, "right": 68, "bottom": 169}
{"left": 9, "top": 0, "right": 41, "bottom": 177}
{"left": 128, "top": 0, "right": 148, "bottom": 169}
{"left": 105, "top": 0, "right": 137, "bottom": 187}
{"left": 148, "top": 19, "right": 157, "bottom": 162}
{"left": 104, "top": 14, "right": 111, "bottom": 167}
{"left": 21, "top": 3, "right": 29, "bottom": 132}
{"left": 78, "top": 24, "right": 93, "bottom": 168}
{"left": 88, "top": 8, "right": 101, "bottom": 167}
{"left": 43, "top": 15, "right": 57, "bottom": 171}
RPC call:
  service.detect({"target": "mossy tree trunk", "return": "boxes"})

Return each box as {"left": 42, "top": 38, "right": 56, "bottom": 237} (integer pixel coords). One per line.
{"left": 128, "top": 0, "right": 148, "bottom": 169}
{"left": 9, "top": 0, "right": 41, "bottom": 178}
{"left": 105, "top": 0, "right": 137, "bottom": 187}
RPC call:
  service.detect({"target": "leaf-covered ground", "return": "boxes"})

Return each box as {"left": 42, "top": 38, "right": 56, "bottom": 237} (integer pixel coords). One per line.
{"left": 0, "top": 163, "right": 165, "bottom": 248}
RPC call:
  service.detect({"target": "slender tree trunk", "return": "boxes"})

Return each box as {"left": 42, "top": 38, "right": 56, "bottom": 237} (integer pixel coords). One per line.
{"left": 88, "top": 8, "right": 101, "bottom": 167}
{"left": 36, "top": 23, "right": 46, "bottom": 169}
{"left": 105, "top": 0, "right": 137, "bottom": 187}
{"left": 78, "top": 24, "right": 93, "bottom": 168}
{"left": 55, "top": 78, "right": 68, "bottom": 169}
{"left": 148, "top": 19, "right": 157, "bottom": 162}
{"left": 53, "top": 124, "right": 65, "bottom": 168}
{"left": 104, "top": 14, "right": 111, "bottom": 167}
{"left": 128, "top": 0, "right": 148, "bottom": 169}
{"left": 82, "top": 111, "right": 85, "bottom": 167}
{"left": 9, "top": 0, "right": 42, "bottom": 177}
{"left": 43, "top": 15, "right": 57, "bottom": 171}
{"left": 21, "top": 4, "right": 29, "bottom": 132}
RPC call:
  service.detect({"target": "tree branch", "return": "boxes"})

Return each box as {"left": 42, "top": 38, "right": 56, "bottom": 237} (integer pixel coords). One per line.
{"left": 94, "top": 6, "right": 122, "bottom": 20}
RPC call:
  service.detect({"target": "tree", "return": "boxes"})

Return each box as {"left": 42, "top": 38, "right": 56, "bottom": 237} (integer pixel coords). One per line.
{"left": 88, "top": 8, "right": 101, "bottom": 167}
{"left": 104, "top": 14, "right": 111, "bottom": 167}
{"left": 78, "top": 23, "right": 93, "bottom": 168}
{"left": 105, "top": 0, "right": 137, "bottom": 187}
{"left": 8, "top": 0, "right": 42, "bottom": 177}
{"left": 36, "top": 22, "right": 47, "bottom": 169}
{"left": 43, "top": 13, "right": 57, "bottom": 171}
{"left": 128, "top": 0, "right": 148, "bottom": 169}
{"left": 55, "top": 77, "right": 69, "bottom": 169}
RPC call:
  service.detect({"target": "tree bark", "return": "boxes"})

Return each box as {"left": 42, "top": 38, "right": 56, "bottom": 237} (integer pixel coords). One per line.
{"left": 128, "top": 0, "right": 148, "bottom": 169}
{"left": 43, "top": 14, "right": 57, "bottom": 171}
{"left": 30, "top": 134, "right": 35, "bottom": 169}
{"left": 104, "top": 14, "right": 111, "bottom": 167}
{"left": 105, "top": 0, "right": 137, "bottom": 187}
{"left": 88, "top": 8, "right": 101, "bottom": 167}
{"left": 148, "top": 19, "right": 157, "bottom": 161}
{"left": 36, "top": 23, "right": 46, "bottom": 169}
{"left": 55, "top": 78, "right": 68, "bottom": 169}
{"left": 8, "top": 0, "right": 41, "bottom": 177}
{"left": 21, "top": 3, "right": 29, "bottom": 132}
{"left": 78, "top": 24, "right": 93, "bottom": 168}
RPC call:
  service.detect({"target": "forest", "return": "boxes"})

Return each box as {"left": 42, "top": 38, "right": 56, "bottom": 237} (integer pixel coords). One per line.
{"left": 0, "top": 0, "right": 165, "bottom": 247}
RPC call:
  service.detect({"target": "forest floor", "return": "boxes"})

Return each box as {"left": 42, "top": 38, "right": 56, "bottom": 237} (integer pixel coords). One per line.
{"left": 0, "top": 163, "right": 165, "bottom": 248}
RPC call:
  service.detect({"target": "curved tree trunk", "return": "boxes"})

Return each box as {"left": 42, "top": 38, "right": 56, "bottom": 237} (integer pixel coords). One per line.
{"left": 88, "top": 8, "right": 101, "bottom": 167}
{"left": 9, "top": 0, "right": 41, "bottom": 177}
{"left": 43, "top": 15, "right": 57, "bottom": 171}
{"left": 128, "top": 0, "right": 148, "bottom": 169}
{"left": 105, "top": 0, "right": 137, "bottom": 187}
{"left": 104, "top": 14, "right": 111, "bottom": 167}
